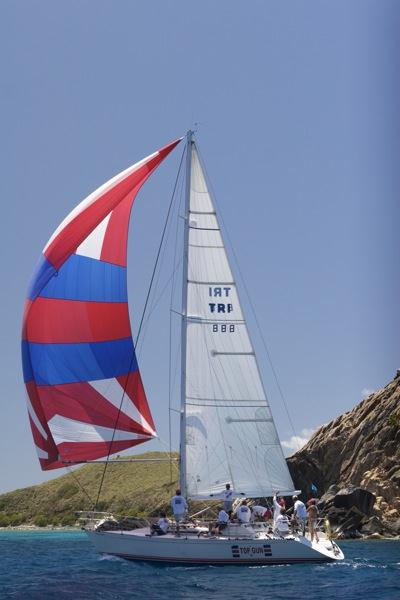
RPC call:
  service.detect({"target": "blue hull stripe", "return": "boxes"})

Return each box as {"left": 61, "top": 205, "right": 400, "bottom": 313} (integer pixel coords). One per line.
{"left": 22, "top": 338, "right": 138, "bottom": 385}
{"left": 29, "top": 254, "right": 127, "bottom": 303}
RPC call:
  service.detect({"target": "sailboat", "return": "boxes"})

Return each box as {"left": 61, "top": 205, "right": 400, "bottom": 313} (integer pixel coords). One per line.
{"left": 21, "top": 132, "right": 343, "bottom": 564}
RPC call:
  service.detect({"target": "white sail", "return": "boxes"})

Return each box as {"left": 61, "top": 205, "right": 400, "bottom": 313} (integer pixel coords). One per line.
{"left": 183, "top": 142, "right": 295, "bottom": 499}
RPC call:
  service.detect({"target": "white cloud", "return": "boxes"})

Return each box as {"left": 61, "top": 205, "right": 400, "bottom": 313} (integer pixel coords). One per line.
{"left": 281, "top": 428, "right": 316, "bottom": 453}
{"left": 361, "top": 388, "right": 374, "bottom": 399}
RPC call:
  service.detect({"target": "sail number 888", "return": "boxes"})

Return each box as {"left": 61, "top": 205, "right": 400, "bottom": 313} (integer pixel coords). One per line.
{"left": 212, "top": 324, "right": 235, "bottom": 333}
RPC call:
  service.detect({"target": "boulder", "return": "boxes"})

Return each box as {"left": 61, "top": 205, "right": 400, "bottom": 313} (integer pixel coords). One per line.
{"left": 381, "top": 518, "right": 400, "bottom": 537}
{"left": 359, "top": 516, "right": 385, "bottom": 536}
{"left": 333, "top": 486, "right": 375, "bottom": 516}
{"left": 317, "top": 485, "right": 339, "bottom": 510}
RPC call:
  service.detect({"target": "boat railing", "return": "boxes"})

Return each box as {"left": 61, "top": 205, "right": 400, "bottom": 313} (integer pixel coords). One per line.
{"left": 77, "top": 511, "right": 334, "bottom": 539}
{"left": 76, "top": 511, "right": 151, "bottom": 531}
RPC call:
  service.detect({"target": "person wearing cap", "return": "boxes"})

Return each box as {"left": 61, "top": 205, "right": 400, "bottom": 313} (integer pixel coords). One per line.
{"left": 292, "top": 495, "right": 307, "bottom": 535}
{"left": 171, "top": 489, "right": 188, "bottom": 535}
{"left": 236, "top": 500, "right": 251, "bottom": 523}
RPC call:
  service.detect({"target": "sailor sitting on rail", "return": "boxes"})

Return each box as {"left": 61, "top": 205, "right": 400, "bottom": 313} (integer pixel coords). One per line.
{"left": 236, "top": 500, "right": 251, "bottom": 523}
{"left": 210, "top": 507, "right": 230, "bottom": 535}
{"left": 151, "top": 512, "right": 170, "bottom": 536}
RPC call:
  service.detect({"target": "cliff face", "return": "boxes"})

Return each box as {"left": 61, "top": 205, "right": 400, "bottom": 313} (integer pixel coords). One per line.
{"left": 287, "top": 374, "right": 400, "bottom": 524}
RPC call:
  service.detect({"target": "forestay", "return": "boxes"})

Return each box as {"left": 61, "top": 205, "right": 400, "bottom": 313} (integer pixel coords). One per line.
{"left": 184, "top": 143, "right": 295, "bottom": 498}
{"left": 22, "top": 139, "right": 181, "bottom": 470}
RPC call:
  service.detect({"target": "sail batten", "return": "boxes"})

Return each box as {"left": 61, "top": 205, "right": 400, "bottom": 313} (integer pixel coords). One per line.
{"left": 22, "top": 138, "right": 181, "bottom": 470}
{"left": 184, "top": 143, "right": 295, "bottom": 499}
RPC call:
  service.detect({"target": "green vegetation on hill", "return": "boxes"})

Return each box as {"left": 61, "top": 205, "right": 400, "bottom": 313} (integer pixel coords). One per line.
{"left": 0, "top": 452, "right": 179, "bottom": 527}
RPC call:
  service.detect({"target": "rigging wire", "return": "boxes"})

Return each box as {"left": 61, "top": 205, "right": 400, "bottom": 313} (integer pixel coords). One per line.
{"left": 195, "top": 141, "right": 301, "bottom": 452}
{"left": 135, "top": 145, "right": 186, "bottom": 349}
{"left": 136, "top": 257, "right": 182, "bottom": 359}
{"left": 135, "top": 158, "right": 184, "bottom": 357}
{"left": 94, "top": 145, "right": 186, "bottom": 509}
{"left": 65, "top": 466, "right": 96, "bottom": 508}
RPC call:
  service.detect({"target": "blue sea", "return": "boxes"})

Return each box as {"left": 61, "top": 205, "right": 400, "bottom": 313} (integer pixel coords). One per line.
{"left": 0, "top": 530, "right": 399, "bottom": 600}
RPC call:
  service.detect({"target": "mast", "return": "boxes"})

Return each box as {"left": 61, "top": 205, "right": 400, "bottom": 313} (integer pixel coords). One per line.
{"left": 179, "top": 130, "right": 193, "bottom": 496}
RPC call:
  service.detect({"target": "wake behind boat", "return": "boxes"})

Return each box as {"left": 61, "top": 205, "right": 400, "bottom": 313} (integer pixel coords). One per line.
{"left": 21, "top": 131, "right": 344, "bottom": 565}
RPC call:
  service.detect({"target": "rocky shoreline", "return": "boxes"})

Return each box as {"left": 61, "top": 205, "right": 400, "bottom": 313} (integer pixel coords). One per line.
{"left": 288, "top": 374, "right": 400, "bottom": 540}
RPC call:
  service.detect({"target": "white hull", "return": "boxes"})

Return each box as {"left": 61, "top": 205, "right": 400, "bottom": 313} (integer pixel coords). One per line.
{"left": 86, "top": 526, "right": 344, "bottom": 565}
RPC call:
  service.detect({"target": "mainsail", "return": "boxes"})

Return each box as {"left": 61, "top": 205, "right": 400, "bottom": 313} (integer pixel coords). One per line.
{"left": 183, "top": 140, "right": 295, "bottom": 498}
{"left": 22, "top": 138, "right": 181, "bottom": 470}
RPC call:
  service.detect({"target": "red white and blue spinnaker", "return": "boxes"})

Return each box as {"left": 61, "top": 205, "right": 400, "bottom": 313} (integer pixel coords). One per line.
{"left": 21, "top": 138, "right": 181, "bottom": 470}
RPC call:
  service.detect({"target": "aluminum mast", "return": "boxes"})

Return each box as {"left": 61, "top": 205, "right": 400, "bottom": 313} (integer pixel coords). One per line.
{"left": 179, "top": 130, "right": 193, "bottom": 496}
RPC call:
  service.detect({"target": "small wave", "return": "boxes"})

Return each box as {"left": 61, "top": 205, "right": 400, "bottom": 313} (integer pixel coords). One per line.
{"left": 166, "top": 565, "right": 215, "bottom": 572}
{"left": 315, "top": 559, "right": 389, "bottom": 571}
{"left": 351, "top": 562, "right": 387, "bottom": 570}
{"left": 98, "top": 554, "right": 126, "bottom": 563}
{"left": 249, "top": 564, "right": 291, "bottom": 569}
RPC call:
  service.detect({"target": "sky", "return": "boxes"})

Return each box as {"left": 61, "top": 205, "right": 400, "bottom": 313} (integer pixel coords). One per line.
{"left": 1, "top": 0, "right": 399, "bottom": 494}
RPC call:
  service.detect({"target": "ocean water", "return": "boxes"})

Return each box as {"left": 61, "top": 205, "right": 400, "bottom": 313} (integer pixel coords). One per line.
{"left": 0, "top": 531, "right": 399, "bottom": 600}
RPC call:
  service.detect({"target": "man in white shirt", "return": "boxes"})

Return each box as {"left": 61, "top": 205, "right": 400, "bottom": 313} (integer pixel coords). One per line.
{"left": 171, "top": 489, "right": 188, "bottom": 534}
{"left": 275, "top": 509, "right": 290, "bottom": 536}
{"left": 236, "top": 500, "right": 251, "bottom": 523}
{"left": 216, "top": 507, "right": 230, "bottom": 534}
{"left": 273, "top": 493, "right": 285, "bottom": 526}
{"left": 151, "top": 512, "right": 170, "bottom": 536}
{"left": 222, "top": 483, "right": 234, "bottom": 516}
{"left": 251, "top": 505, "right": 271, "bottom": 521}
{"left": 292, "top": 495, "right": 307, "bottom": 535}
{"left": 157, "top": 514, "right": 170, "bottom": 534}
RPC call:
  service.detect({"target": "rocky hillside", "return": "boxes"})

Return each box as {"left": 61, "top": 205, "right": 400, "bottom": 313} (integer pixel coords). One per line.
{"left": 288, "top": 373, "right": 400, "bottom": 535}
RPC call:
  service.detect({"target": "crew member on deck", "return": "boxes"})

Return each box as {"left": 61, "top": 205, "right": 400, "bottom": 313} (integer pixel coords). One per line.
{"left": 273, "top": 492, "right": 285, "bottom": 526}
{"left": 171, "top": 489, "right": 188, "bottom": 535}
{"left": 216, "top": 507, "right": 230, "bottom": 534}
{"left": 222, "top": 483, "right": 234, "bottom": 517}
{"left": 307, "top": 499, "right": 319, "bottom": 542}
{"left": 236, "top": 500, "right": 251, "bottom": 523}
{"left": 151, "top": 512, "right": 170, "bottom": 536}
{"left": 275, "top": 508, "right": 290, "bottom": 537}
{"left": 292, "top": 495, "right": 307, "bottom": 535}
{"left": 251, "top": 505, "right": 271, "bottom": 521}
